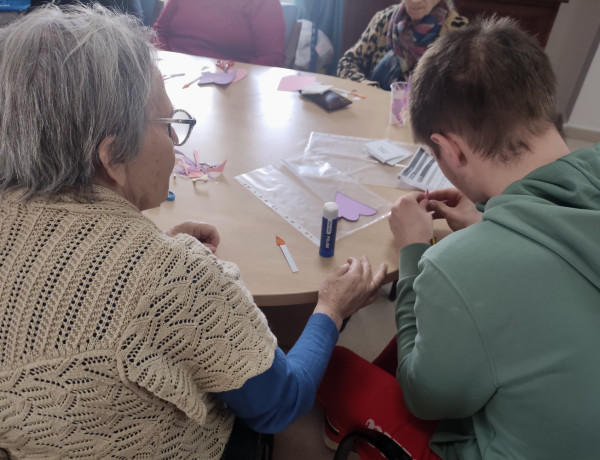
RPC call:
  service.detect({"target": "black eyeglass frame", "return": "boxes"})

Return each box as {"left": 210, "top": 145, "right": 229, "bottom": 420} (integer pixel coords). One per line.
{"left": 153, "top": 109, "right": 197, "bottom": 146}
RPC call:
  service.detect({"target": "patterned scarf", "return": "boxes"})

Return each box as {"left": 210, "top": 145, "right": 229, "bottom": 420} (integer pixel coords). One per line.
{"left": 371, "top": 0, "right": 449, "bottom": 90}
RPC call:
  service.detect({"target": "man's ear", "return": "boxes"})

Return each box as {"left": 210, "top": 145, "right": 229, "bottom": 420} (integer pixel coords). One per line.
{"left": 430, "top": 133, "right": 468, "bottom": 168}
{"left": 98, "top": 136, "right": 127, "bottom": 188}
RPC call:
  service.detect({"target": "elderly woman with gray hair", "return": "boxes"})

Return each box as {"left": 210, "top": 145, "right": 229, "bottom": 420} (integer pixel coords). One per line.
{"left": 0, "top": 5, "right": 386, "bottom": 459}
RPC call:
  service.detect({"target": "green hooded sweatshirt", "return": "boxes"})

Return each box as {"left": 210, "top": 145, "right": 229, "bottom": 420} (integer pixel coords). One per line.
{"left": 395, "top": 143, "right": 600, "bottom": 460}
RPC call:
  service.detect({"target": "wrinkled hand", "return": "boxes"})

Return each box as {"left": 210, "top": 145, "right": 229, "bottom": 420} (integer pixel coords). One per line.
{"left": 388, "top": 191, "right": 433, "bottom": 251}
{"left": 165, "top": 220, "right": 220, "bottom": 253}
{"left": 314, "top": 256, "right": 387, "bottom": 330}
{"left": 426, "top": 188, "right": 482, "bottom": 231}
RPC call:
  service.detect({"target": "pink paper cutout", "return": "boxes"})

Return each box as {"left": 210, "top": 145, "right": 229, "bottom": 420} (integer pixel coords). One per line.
{"left": 173, "top": 149, "right": 227, "bottom": 180}
{"left": 277, "top": 75, "right": 317, "bottom": 92}
{"left": 334, "top": 191, "right": 377, "bottom": 221}
{"left": 198, "top": 71, "right": 236, "bottom": 86}
{"left": 232, "top": 68, "right": 248, "bottom": 83}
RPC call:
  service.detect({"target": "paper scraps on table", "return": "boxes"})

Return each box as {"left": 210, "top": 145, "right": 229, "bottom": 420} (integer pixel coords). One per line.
{"left": 335, "top": 191, "right": 377, "bottom": 221}
{"left": 364, "top": 139, "right": 414, "bottom": 165}
{"left": 276, "top": 235, "right": 298, "bottom": 273}
{"left": 174, "top": 149, "right": 227, "bottom": 181}
{"left": 277, "top": 75, "right": 317, "bottom": 92}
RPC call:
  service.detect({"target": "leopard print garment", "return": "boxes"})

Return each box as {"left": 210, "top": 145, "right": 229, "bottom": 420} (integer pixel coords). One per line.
{"left": 338, "top": 2, "right": 468, "bottom": 84}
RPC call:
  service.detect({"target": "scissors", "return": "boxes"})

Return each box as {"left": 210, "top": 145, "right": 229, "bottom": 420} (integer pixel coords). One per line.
{"left": 166, "top": 190, "right": 175, "bottom": 201}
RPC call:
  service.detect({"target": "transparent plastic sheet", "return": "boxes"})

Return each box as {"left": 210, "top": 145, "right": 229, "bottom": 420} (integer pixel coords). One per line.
{"left": 302, "top": 131, "right": 420, "bottom": 188}
{"left": 235, "top": 162, "right": 391, "bottom": 246}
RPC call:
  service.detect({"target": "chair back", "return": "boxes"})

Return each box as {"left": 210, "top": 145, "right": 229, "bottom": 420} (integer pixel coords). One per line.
{"left": 282, "top": 3, "right": 301, "bottom": 68}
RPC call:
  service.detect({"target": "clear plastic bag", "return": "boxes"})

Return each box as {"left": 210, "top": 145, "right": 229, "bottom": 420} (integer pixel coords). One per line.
{"left": 234, "top": 132, "right": 420, "bottom": 245}
{"left": 301, "top": 132, "right": 416, "bottom": 187}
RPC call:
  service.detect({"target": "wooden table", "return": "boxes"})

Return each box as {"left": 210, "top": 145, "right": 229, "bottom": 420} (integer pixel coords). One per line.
{"left": 148, "top": 51, "right": 441, "bottom": 344}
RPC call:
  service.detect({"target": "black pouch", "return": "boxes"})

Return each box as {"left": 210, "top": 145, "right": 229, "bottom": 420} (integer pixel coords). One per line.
{"left": 300, "top": 89, "right": 352, "bottom": 112}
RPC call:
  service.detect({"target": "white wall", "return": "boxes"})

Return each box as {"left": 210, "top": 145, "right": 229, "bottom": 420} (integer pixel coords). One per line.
{"left": 545, "top": 0, "right": 600, "bottom": 132}
{"left": 569, "top": 44, "right": 600, "bottom": 131}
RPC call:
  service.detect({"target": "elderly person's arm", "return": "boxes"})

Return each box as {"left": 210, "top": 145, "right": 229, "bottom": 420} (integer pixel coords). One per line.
{"left": 218, "top": 257, "right": 387, "bottom": 433}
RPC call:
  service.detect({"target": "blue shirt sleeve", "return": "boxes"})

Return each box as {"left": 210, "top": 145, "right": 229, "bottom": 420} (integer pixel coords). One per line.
{"left": 216, "top": 312, "right": 339, "bottom": 433}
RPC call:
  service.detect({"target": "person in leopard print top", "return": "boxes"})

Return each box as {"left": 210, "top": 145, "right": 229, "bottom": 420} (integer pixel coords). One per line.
{"left": 338, "top": 0, "right": 467, "bottom": 89}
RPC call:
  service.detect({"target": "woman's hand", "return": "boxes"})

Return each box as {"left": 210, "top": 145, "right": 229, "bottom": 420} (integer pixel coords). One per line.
{"left": 166, "top": 220, "right": 220, "bottom": 253}
{"left": 426, "top": 188, "right": 482, "bottom": 231}
{"left": 388, "top": 191, "right": 433, "bottom": 251}
{"left": 314, "top": 256, "right": 387, "bottom": 330}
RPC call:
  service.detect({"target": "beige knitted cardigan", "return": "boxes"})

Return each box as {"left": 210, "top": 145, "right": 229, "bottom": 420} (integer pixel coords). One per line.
{"left": 0, "top": 187, "right": 277, "bottom": 459}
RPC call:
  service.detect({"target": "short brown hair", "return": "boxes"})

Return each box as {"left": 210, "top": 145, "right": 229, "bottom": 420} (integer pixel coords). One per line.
{"left": 409, "top": 16, "right": 557, "bottom": 162}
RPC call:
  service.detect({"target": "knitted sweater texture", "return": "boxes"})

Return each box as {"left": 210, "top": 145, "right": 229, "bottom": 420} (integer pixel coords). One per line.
{"left": 0, "top": 187, "right": 277, "bottom": 459}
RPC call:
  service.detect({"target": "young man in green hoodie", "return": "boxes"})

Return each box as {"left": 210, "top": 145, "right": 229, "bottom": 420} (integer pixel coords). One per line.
{"left": 318, "top": 16, "right": 600, "bottom": 460}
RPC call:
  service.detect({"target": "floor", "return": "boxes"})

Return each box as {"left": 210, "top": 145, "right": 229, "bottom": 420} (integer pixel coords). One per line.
{"left": 271, "top": 136, "right": 597, "bottom": 460}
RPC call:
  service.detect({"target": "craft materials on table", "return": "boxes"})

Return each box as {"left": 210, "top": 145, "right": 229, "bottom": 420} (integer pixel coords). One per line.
{"left": 197, "top": 71, "right": 236, "bottom": 86}
{"left": 334, "top": 191, "right": 376, "bottom": 221}
{"left": 299, "top": 83, "right": 352, "bottom": 112}
{"left": 235, "top": 132, "right": 424, "bottom": 246}
{"left": 236, "top": 142, "right": 392, "bottom": 246}
{"left": 173, "top": 149, "right": 227, "bottom": 181}
{"left": 182, "top": 66, "right": 209, "bottom": 88}
{"left": 390, "top": 80, "right": 410, "bottom": 125}
{"left": 398, "top": 147, "right": 453, "bottom": 191}
{"left": 276, "top": 235, "right": 298, "bottom": 273}
{"left": 319, "top": 202, "right": 339, "bottom": 258}
{"left": 163, "top": 73, "right": 185, "bottom": 81}
{"left": 216, "top": 59, "right": 234, "bottom": 73}
{"left": 332, "top": 87, "right": 366, "bottom": 100}
{"left": 363, "top": 139, "right": 414, "bottom": 165}
{"left": 277, "top": 74, "right": 317, "bottom": 92}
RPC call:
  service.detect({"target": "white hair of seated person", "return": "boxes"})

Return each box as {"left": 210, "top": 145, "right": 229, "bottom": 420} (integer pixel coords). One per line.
{"left": 0, "top": 3, "right": 156, "bottom": 201}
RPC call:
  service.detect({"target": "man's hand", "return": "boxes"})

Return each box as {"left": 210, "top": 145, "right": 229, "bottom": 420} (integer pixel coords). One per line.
{"left": 426, "top": 188, "right": 482, "bottom": 231}
{"left": 165, "top": 220, "right": 220, "bottom": 253}
{"left": 314, "top": 256, "right": 387, "bottom": 330}
{"left": 388, "top": 191, "right": 433, "bottom": 251}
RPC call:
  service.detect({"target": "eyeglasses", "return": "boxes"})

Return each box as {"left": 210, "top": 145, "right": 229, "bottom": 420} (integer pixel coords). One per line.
{"left": 153, "top": 109, "right": 197, "bottom": 146}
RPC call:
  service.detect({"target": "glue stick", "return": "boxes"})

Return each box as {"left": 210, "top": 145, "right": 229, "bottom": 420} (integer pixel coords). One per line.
{"left": 319, "top": 202, "right": 339, "bottom": 258}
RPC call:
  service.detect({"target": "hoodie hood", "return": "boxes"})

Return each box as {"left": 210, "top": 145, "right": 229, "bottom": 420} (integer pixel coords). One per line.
{"left": 482, "top": 143, "right": 600, "bottom": 289}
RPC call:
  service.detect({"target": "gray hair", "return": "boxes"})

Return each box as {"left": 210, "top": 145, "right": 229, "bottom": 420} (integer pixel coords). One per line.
{"left": 409, "top": 15, "right": 557, "bottom": 162}
{"left": 0, "top": 3, "right": 157, "bottom": 200}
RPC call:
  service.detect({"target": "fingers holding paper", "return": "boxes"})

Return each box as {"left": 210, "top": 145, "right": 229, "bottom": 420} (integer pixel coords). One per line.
{"left": 314, "top": 256, "right": 387, "bottom": 330}
{"left": 426, "top": 188, "right": 482, "bottom": 231}
{"left": 388, "top": 191, "right": 433, "bottom": 250}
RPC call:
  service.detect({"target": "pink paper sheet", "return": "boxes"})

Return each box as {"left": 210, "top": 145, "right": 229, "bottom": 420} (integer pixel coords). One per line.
{"left": 277, "top": 75, "right": 317, "bottom": 92}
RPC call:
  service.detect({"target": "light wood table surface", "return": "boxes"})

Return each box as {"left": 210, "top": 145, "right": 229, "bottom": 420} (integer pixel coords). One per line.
{"left": 146, "top": 52, "right": 443, "bottom": 339}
